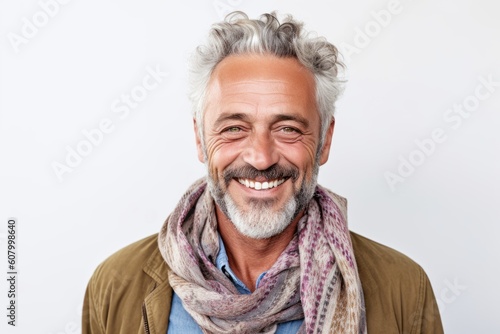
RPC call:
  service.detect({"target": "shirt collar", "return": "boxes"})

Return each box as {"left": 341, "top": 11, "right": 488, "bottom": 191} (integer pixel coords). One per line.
{"left": 215, "top": 234, "right": 267, "bottom": 294}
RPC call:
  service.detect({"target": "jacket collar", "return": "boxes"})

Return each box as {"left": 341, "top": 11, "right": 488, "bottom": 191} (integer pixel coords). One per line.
{"left": 141, "top": 237, "right": 172, "bottom": 334}
{"left": 143, "top": 241, "right": 170, "bottom": 283}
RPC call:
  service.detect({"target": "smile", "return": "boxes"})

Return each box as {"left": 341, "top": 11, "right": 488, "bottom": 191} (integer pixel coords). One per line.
{"left": 237, "top": 178, "right": 286, "bottom": 190}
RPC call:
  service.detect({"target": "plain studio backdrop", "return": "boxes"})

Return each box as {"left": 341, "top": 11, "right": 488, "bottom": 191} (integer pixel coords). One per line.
{"left": 1, "top": 0, "right": 499, "bottom": 332}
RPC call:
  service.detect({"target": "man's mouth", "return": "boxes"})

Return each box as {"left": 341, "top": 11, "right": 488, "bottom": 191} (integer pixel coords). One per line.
{"left": 237, "top": 178, "right": 286, "bottom": 190}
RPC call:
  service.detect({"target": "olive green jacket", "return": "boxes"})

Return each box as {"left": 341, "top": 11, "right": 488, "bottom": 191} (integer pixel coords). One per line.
{"left": 82, "top": 232, "right": 444, "bottom": 334}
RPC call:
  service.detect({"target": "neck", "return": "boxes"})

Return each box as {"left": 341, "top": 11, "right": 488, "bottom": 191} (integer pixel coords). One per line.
{"left": 215, "top": 205, "right": 302, "bottom": 292}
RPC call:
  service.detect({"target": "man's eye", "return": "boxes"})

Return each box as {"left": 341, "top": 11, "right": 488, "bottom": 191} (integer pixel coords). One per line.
{"left": 225, "top": 127, "right": 241, "bottom": 133}
{"left": 281, "top": 127, "right": 298, "bottom": 133}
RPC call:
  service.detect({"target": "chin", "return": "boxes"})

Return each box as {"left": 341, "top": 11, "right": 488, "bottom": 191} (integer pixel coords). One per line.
{"left": 222, "top": 192, "right": 298, "bottom": 239}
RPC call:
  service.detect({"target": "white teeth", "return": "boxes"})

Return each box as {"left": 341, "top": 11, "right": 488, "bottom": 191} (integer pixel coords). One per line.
{"left": 237, "top": 178, "right": 286, "bottom": 190}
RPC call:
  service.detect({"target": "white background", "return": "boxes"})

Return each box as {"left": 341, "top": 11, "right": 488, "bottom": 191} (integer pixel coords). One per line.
{"left": 1, "top": 0, "right": 499, "bottom": 333}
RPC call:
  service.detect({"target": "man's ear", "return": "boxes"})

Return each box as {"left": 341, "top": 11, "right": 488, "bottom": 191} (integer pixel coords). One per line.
{"left": 319, "top": 119, "right": 335, "bottom": 165}
{"left": 193, "top": 118, "right": 205, "bottom": 163}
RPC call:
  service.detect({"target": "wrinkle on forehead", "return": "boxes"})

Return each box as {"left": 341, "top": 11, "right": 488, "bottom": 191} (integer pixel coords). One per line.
{"left": 209, "top": 55, "right": 315, "bottom": 89}
{"left": 205, "top": 55, "right": 317, "bottom": 111}
{"left": 216, "top": 82, "right": 297, "bottom": 102}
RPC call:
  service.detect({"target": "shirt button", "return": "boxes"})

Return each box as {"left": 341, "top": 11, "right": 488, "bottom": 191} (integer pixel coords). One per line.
{"left": 221, "top": 265, "right": 233, "bottom": 281}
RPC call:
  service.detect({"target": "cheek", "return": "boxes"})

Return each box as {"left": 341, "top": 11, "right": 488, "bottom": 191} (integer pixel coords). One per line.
{"left": 205, "top": 138, "right": 241, "bottom": 179}
{"left": 277, "top": 139, "right": 318, "bottom": 171}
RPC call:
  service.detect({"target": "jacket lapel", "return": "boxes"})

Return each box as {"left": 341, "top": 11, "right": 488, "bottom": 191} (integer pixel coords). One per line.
{"left": 142, "top": 244, "right": 172, "bottom": 334}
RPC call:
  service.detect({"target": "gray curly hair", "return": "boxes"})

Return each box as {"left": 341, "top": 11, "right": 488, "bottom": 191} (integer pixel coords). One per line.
{"left": 189, "top": 11, "right": 344, "bottom": 148}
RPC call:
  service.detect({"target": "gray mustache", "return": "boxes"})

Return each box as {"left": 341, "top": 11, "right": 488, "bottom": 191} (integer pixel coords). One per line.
{"left": 223, "top": 164, "right": 299, "bottom": 186}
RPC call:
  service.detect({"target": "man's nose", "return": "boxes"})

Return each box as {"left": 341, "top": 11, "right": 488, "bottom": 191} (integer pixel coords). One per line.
{"left": 242, "top": 132, "right": 279, "bottom": 171}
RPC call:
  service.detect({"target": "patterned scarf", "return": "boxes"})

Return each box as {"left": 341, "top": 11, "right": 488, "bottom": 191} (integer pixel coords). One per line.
{"left": 158, "top": 179, "right": 367, "bottom": 333}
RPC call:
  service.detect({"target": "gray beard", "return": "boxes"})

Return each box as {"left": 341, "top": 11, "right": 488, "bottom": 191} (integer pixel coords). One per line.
{"left": 206, "top": 164, "right": 319, "bottom": 239}
{"left": 220, "top": 190, "right": 298, "bottom": 239}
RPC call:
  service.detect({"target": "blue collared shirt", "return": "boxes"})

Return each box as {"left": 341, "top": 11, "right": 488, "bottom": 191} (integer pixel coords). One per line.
{"left": 167, "top": 236, "right": 303, "bottom": 333}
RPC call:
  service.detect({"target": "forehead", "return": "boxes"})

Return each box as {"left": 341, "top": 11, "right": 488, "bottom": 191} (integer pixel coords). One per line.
{"left": 210, "top": 54, "right": 316, "bottom": 89}
{"left": 205, "top": 54, "right": 317, "bottom": 118}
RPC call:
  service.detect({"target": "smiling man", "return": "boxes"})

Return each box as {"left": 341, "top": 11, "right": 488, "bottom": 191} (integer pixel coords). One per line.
{"left": 83, "top": 12, "right": 443, "bottom": 334}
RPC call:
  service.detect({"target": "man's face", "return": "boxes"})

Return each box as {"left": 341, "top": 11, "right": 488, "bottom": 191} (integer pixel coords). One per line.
{"left": 195, "top": 55, "right": 334, "bottom": 239}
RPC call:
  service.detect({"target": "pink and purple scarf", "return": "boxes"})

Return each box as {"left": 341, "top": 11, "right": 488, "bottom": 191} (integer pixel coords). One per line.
{"left": 159, "top": 179, "right": 366, "bottom": 333}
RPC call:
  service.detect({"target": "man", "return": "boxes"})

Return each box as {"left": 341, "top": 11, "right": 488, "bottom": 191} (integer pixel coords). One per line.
{"left": 83, "top": 12, "right": 443, "bottom": 334}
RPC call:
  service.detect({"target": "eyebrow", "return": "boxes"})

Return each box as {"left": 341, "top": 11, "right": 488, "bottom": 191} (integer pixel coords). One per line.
{"left": 271, "top": 114, "right": 310, "bottom": 128}
{"left": 213, "top": 112, "right": 311, "bottom": 128}
{"left": 213, "top": 113, "right": 250, "bottom": 128}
